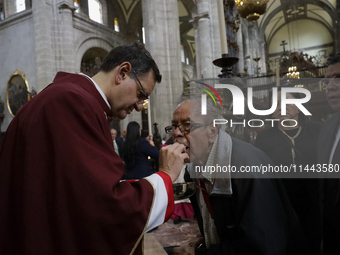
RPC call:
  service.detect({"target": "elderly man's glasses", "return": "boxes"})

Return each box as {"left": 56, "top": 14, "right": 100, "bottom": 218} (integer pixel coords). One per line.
{"left": 131, "top": 69, "right": 149, "bottom": 104}
{"left": 319, "top": 74, "right": 340, "bottom": 89}
{"left": 165, "top": 123, "right": 208, "bottom": 134}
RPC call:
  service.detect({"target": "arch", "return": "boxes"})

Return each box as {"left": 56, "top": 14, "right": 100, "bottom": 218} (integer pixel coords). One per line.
{"left": 267, "top": 17, "right": 334, "bottom": 50}
{"left": 75, "top": 36, "right": 115, "bottom": 71}
{"left": 181, "top": 38, "right": 195, "bottom": 65}
{"left": 180, "top": 0, "right": 197, "bottom": 15}
{"left": 80, "top": 48, "right": 108, "bottom": 76}
{"left": 259, "top": 0, "right": 337, "bottom": 39}
{"left": 124, "top": 0, "right": 142, "bottom": 39}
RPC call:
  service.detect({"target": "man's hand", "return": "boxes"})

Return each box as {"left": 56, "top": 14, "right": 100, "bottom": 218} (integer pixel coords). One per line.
{"left": 158, "top": 142, "right": 189, "bottom": 182}
{"left": 146, "top": 134, "right": 155, "bottom": 146}
{"left": 172, "top": 246, "right": 195, "bottom": 255}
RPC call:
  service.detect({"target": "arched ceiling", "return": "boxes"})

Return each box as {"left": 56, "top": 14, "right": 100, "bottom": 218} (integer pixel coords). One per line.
{"left": 257, "top": 0, "right": 337, "bottom": 48}
{"left": 116, "top": 0, "right": 140, "bottom": 23}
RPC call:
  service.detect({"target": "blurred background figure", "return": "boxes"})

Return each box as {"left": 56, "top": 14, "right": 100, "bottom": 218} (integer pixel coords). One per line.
{"left": 162, "top": 136, "right": 167, "bottom": 145}
{"left": 152, "top": 123, "right": 162, "bottom": 150}
{"left": 110, "top": 128, "right": 119, "bottom": 156}
{"left": 170, "top": 164, "right": 195, "bottom": 224}
{"left": 255, "top": 87, "right": 322, "bottom": 255}
{"left": 122, "top": 121, "right": 159, "bottom": 180}
{"left": 116, "top": 128, "right": 126, "bottom": 159}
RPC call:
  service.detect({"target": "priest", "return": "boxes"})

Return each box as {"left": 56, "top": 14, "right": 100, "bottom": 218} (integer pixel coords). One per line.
{"left": 0, "top": 42, "right": 188, "bottom": 255}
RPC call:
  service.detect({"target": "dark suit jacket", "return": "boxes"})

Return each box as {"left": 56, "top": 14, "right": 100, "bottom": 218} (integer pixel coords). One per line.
{"left": 115, "top": 136, "right": 125, "bottom": 159}
{"left": 318, "top": 113, "right": 340, "bottom": 201}
{"left": 318, "top": 112, "right": 340, "bottom": 165}
{"left": 186, "top": 138, "right": 309, "bottom": 255}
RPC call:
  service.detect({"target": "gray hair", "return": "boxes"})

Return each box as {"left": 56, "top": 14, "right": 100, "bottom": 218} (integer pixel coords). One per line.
{"left": 179, "top": 96, "right": 224, "bottom": 129}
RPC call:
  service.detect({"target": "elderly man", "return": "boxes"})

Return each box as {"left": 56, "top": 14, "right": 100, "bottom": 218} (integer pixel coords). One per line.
{"left": 317, "top": 53, "right": 340, "bottom": 254}
{"left": 169, "top": 98, "right": 308, "bottom": 255}
{"left": 0, "top": 42, "right": 188, "bottom": 255}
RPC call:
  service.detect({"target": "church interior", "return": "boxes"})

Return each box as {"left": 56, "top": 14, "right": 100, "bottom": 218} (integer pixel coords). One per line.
{"left": 0, "top": 0, "right": 339, "bottom": 253}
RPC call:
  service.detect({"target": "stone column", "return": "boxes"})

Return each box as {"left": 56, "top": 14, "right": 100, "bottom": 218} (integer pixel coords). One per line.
{"left": 57, "top": 3, "right": 76, "bottom": 72}
{"left": 192, "top": 0, "right": 214, "bottom": 79}
{"left": 32, "top": 0, "right": 55, "bottom": 92}
{"left": 192, "top": 21, "right": 201, "bottom": 79}
{"left": 259, "top": 40, "right": 266, "bottom": 74}
{"left": 142, "top": 0, "right": 183, "bottom": 137}
{"left": 209, "top": 0, "right": 224, "bottom": 77}
{"left": 334, "top": 19, "right": 340, "bottom": 54}
{"left": 191, "top": 0, "right": 226, "bottom": 79}
{"left": 242, "top": 20, "right": 252, "bottom": 75}
{"left": 236, "top": 21, "right": 244, "bottom": 75}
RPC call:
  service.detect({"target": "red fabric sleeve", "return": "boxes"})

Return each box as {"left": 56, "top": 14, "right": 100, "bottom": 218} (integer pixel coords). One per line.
{"left": 155, "top": 172, "right": 174, "bottom": 221}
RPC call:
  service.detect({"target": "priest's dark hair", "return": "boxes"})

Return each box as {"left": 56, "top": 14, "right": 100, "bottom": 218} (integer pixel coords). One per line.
{"left": 326, "top": 53, "right": 340, "bottom": 66}
{"left": 122, "top": 121, "right": 141, "bottom": 170}
{"left": 99, "top": 41, "right": 162, "bottom": 83}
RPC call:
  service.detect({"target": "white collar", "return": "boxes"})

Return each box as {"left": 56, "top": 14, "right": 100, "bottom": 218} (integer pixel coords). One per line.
{"left": 79, "top": 73, "right": 111, "bottom": 109}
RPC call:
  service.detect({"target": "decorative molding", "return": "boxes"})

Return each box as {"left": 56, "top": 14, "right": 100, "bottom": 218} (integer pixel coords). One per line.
{"left": 58, "top": 1, "right": 77, "bottom": 13}
{"left": 190, "top": 12, "right": 209, "bottom": 27}
{"left": 0, "top": 9, "right": 32, "bottom": 31}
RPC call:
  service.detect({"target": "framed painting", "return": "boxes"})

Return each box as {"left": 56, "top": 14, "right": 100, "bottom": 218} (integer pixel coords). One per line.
{"left": 6, "top": 70, "right": 30, "bottom": 117}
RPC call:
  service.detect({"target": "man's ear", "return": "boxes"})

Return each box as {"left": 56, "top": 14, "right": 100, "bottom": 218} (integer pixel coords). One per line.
{"left": 115, "top": 62, "right": 132, "bottom": 85}
{"left": 208, "top": 124, "right": 218, "bottom": 143}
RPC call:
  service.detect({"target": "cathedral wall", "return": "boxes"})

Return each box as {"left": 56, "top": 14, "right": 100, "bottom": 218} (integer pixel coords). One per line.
{"left": 72, "top": 13, "right": 127, "bottom": 72}
{"left": 267, "top": 19, "right": 333, "bottom": 67}
{"left": 0, "top": 10, "right": 36, "bottom": 132}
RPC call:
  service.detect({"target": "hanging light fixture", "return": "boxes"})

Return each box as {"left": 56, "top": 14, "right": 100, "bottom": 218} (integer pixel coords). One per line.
{"left": 234, "top": 0, "right": 269, "bottom": 22}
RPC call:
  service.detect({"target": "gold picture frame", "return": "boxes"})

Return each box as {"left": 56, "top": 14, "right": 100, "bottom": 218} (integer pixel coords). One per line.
{"left": 6, "top": 70, "right": 30, "bottom": 117}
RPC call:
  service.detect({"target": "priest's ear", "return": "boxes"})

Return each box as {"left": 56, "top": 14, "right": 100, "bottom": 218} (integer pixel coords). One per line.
{"left": 208, "top": 123, "right": 218, "bottom": 143}
{"left": 116, "top": 62, "right": 132, "bottom": 84}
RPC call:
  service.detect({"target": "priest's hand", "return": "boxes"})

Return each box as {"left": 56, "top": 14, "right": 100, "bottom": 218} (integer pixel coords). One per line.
{"left": 172, "top": 246, "right": 195, "bottom": 255}
{"left": 158, "top": 142, "right": 188, "bottom": 182}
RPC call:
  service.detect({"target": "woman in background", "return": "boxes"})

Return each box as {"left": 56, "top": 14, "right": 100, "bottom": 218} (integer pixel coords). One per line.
{"left": 122, "top": 121, "right": 159, "bottom": 180}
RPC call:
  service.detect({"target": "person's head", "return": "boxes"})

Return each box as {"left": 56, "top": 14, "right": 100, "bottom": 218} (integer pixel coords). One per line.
{"left": 322, "top": 54, "right": 340, "bottom": 111}
{"left": 123, "top": 121, "right": 141, "bottom": 169}
{"left": 168, "top": 97, "right": 220, "bottom": 165}
{"left": 93, "top": 42, "right": 162, "bottom": 119}
{"left": 122, "top": 128, "right": 127, "bottom": 139}
{"left": 110, "top": 128, "right": 117, "bottom": 140}
{"left": 272, "top": 90, "right": 301, "bottom": 124}
{"left": 126, "top": 121, "right": 141, "bottom": 142}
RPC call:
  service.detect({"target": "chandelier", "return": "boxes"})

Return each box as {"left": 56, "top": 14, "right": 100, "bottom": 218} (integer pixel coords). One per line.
{"left": 287, "top": 66, "right": 300, "bottom": 79}
{"left": 234, "top": 0, "right": 269, "bottom": 22}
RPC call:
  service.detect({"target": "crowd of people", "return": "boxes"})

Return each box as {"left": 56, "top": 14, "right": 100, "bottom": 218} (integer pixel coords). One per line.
{"left": 0, "top": 42, "right": 339, "bottom": 255}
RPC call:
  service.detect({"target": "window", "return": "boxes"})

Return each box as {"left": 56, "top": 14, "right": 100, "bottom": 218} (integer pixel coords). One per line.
{"left": 142, "top": 27, "right": 145, "bottom": 43}
{"left": 88, "top": 0, "right": 103, "bottom": 24}
{"left": 74, "top": 0, "right": 79, "bottom": 13}
{"left": 181, "top": 45, "right": 185, "bottom": 63}
{"left": 0, "top": 3, "right": 4, "bottom": 20}
{"left": 16, "top": 0, "right": 25, "bottom": 13}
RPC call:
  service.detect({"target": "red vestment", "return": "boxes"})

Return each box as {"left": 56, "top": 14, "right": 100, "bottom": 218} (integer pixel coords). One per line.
{"left": 0, "top": 72, "right": 173, "bottom": 255}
